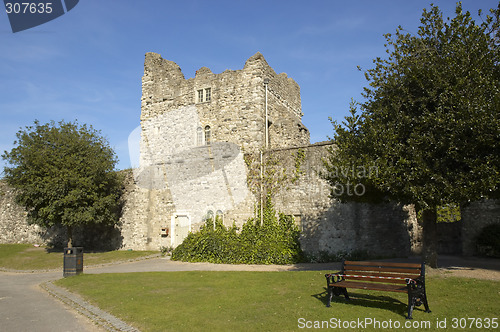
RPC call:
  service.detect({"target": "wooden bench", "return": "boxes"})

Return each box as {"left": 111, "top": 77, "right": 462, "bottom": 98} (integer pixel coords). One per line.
{"left": 325, "top": 260, "right": 431, "bottom": 319}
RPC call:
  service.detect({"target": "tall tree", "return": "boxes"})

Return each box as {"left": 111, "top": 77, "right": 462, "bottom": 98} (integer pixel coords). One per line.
{"left": 2, "top": 120, "right": 123, "bottom": 247}
{"left": 324, "top": 3, "right": 500, "bottom": 267}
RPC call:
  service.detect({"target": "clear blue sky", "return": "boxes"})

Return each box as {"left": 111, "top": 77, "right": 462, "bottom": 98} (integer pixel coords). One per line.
{"left": 1, "top": 0, "right": 497, "bottom": 171}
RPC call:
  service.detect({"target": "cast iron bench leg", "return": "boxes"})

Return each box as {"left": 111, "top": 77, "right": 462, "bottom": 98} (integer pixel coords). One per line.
{"left": 326, "top": 286, "right": 350, "bottom": 307}
{"left": 407, "top": 292, "right": 415, "bottom": 319}
{"left": 340, "top": 287, "right": 350, "bottom": 300}
{"left": 326, "top": 287, "right": 333, "bottom": 307}
{"left": 422, "top": 292, "right": 431, "bottom": 313}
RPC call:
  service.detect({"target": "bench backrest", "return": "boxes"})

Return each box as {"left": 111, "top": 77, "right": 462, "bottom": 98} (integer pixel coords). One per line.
{"left": 342, "top": 261, "right": 424, "bottom": 284}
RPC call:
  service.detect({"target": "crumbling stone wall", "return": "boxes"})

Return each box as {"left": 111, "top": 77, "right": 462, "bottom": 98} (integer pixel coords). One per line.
{"left": 2, "top": 52, "right": 496, "bottom": 258}
{"left": 0, "top": 180, "right": 122, "bottom": 249}
{"left": 461, "top": 199, "right": 500, "bottom": 256}
{"left": 0, "top": 181, "right": 44, "bottom": 244}
{"left": 255, "top": 142, "right": 421, "bottom": 257}
{"left": 141, "top": 52, "right": 309, "bottom": 152}
{"left": 117, "top": 52, "right": 426, "bottom": 254}
{"left": 125, "top": 52, "right": 311, "bottom": 250}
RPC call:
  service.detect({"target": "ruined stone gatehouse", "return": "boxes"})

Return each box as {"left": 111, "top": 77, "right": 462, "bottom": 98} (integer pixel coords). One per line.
{"left": 118, "top": 52, "right": 421, "bottom": 256}
{"left": 2, "top": 52, "right": 496, "bottom": 256}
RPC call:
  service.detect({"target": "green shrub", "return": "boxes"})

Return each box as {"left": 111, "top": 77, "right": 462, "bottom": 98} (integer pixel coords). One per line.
{"left": 171, "top": 201, "right": 303, "bottom": 265}
{"left": 476, "top": 223, "right": 500, "bottom": 257}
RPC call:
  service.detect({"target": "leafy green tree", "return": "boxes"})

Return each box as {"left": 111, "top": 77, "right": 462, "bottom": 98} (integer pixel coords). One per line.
{"left": 324, "top": 3, "right": 500, "bottom": 267}
{"left": 2, "top": 120, "right": 123, "bottom": 247}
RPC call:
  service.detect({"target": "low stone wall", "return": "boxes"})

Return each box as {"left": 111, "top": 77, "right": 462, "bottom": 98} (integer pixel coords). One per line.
{"left": 0, "top": 180, "right": 123, "bottom": 249}
{"left": 437, "top": 221, "right": 462, "bottom": 255}
{"left": 461, "top": 199, "right": 500, "bottom": 256}
{"left": 0, "top": 181, "right": 44, "bottom": 244}
{"left": 265, "top": 143, "right": 421, "bottom": 258}
{"left": 1, "top": 173, "right": 497, "bottom": 257}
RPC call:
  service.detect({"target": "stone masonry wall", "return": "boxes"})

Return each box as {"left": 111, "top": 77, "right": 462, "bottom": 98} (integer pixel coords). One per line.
{"left": 259, "top": 57, "right": 309, "bottom": 148}
{"left": 0, "top": 181, "right": 45, "bottom": 244}
{"left": 141, "top": 52, "right": 309, "bottom": 153}
{"left": 1, "top": 52, "right": 497, "bottom": 258}
{"left": 121, "top": 142, "right": 254, "bottom": 250}
{"left": 123, "top": 52, "right": 312, "bottom": 250}
{"left": 1, "top": 174, "right": 497, "bottom": 256}
{"left": 260, "top": 142, "right": 422, "bottom": 257}
{"left": 461, "top": 199, "right": 500, "bottom": 256}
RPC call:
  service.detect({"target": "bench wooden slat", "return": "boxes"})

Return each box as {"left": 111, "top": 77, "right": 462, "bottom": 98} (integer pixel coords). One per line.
{"left": 345, "top": 265, "right": 422, "bottom": 274}
{"left": 344, "top": 260, "right": 421, "bottom": 269}
{"left": 341, "top": 271, "right": 421, "bottom": 280}
{"left": 329, "top": 280, "right": 408, "bottom": 293}
{"left": 325, "top": 260, "right": 431, "bottom": 319}
{"left": 344, "top": 276, "right": 409, "bottom": 284}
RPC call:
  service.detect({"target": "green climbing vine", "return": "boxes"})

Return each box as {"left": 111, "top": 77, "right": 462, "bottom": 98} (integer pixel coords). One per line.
{"left": 292, "top": 148, "right": 305, "bottom": 184}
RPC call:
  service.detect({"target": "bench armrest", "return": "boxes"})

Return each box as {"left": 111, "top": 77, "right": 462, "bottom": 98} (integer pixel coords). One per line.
{"left": 325, "top": 272, "right": 344, "bottom": 284}
{"left": 406, "top": 275, "right": 425, "bottom": 288}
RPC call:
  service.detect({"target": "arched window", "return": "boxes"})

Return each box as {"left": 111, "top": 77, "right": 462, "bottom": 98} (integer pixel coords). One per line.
{"left": 204, "top": 125, "right": 211, "bottom": 145}
{"left": 196, "top": 127, "right": 203, "bottom": 146}
{"left": 216, "top": 210, "right": 224, "bottom": 223}
{"left": 205, "top": 210, "right": 215, "bottom": 230}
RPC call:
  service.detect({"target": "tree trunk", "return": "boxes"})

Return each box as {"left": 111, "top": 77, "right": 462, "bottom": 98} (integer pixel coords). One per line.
{"left": 67, "top": 226, "right": 73, "bottom": 248}
{"left": 421, "top": 208, "right": 438, "bottom": 268}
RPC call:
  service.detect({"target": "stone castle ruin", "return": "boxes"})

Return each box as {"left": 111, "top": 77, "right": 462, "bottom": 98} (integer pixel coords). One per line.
{"left": 118, "top": 52, "right": 420, "bottom": 255}
{"left": 1, "top": 52, "right": 498, "bottom": 257}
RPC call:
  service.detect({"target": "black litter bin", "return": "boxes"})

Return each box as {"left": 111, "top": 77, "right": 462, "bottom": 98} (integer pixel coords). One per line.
{"left": 63, "top": 247, "right": 83, "bottom": 277}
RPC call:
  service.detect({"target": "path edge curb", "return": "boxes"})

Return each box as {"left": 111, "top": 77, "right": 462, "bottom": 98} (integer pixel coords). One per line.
{"left": 41, "top": 280, "right": 140, "bottom": 332}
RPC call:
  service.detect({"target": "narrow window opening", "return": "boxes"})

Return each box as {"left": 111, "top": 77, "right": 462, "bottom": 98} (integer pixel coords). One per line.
{"left": 196, "top": 127, "right": 203, "bottom": 146}
{"left": 216, "top": 210, "right": 224, "bottom": 224}
{"left": 205, "top": 88, "right": 211, "bottom": 102}
{"left": 205, "top": 125, "right": 211, "bottom": 145}
{"left": 206, "top": 210, "right": 215, "bottom": 230}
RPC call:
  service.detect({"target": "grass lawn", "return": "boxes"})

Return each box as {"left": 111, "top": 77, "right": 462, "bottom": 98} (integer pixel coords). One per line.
{"left": 0, "top": 243, "right": 158, "bottom": 270}
{"left": 56, "top": 271, "right": 500, "bottom": 331}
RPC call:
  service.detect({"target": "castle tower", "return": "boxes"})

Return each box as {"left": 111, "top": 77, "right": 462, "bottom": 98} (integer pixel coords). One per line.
{"left": 140, "top": 52, "right": 310, "bottom": 152}
{"left": 131, "top": 52, "right": 310, "bottom": 248}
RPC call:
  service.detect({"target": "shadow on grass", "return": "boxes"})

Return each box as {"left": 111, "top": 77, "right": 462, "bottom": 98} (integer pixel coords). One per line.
{"left": 44, "top": 247, "right": 119, "bottom": 254}
{"left": 312, "top": 288, "right": 430, "bottom": 319}
{"left": 45, "top": 247, "right": 63, "bottom": 253}
{"left": 297, "top": 255, "right": 500, "bottom": 272}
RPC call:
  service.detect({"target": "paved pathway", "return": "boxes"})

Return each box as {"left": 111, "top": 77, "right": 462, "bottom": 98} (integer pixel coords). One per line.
{"left": 1, "top": 257, "right": 319, "bottom": 332}
{"left": 0, "top": 271, "right": 105, "bottom": 332}
{"left": 1, "top": 255, "right": 499, "bottom": 332}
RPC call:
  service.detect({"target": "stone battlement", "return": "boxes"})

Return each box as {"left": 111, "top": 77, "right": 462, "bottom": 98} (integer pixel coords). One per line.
{"left": 140, "top": 52, "right": 309, "bottom": 152}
